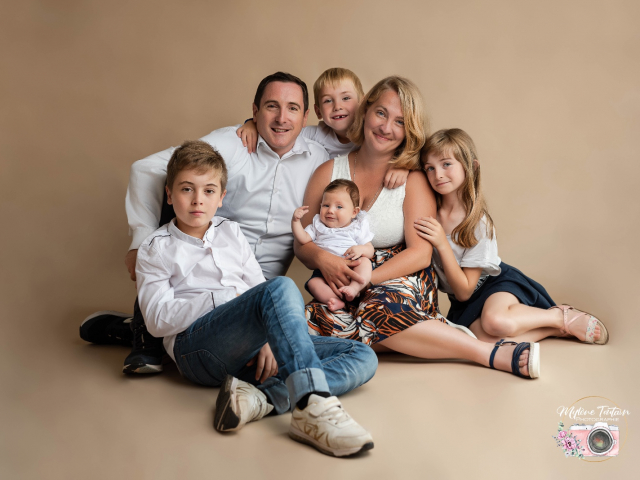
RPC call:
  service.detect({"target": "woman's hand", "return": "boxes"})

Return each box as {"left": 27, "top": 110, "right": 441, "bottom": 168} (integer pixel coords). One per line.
{"left": 319, "top": 254, "right": 364, "bottom": 298}
{"left": 246, "top": 343, "right": 278, "bottom": 383}
{"left": 414, "top": 216, "right": 447, "bottom": 250}
{"left": 236, "top": 120, "right": 259, "bottom": 154}
{"left": 384, "top": 168, "right": 409, "bottom": 189}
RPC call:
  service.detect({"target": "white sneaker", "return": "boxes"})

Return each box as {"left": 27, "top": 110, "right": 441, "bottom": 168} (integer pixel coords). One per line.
{"left": 444, "top": 318, "right": 477, "bottom": 339}
{"left": 214, "top": 375, "right": 274, "bottom": 432}
{"left": 289, "top": 394, "right": 374, "bottom": 457}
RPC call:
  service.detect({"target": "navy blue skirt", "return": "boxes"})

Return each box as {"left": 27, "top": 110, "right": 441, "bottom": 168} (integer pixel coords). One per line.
{"left": 446, "top": 262, "right": 556, "bottom": 327}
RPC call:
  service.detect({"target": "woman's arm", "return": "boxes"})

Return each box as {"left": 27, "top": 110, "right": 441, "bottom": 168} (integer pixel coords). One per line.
{"left": 370, "top": 171, "right": 436, "bottom": 284}
{"left": 294, "top": 160, "right": 365, "bottom": 296}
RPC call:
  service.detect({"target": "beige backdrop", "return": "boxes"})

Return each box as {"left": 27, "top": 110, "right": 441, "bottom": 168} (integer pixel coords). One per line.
{"left": 1, "top": 1, "right": 639, "bottom": 479}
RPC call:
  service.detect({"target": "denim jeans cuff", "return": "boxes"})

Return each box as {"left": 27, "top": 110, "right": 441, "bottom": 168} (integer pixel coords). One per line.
{"left": 285, "top": 367, "right": 330, "bottom": 410}
{"left": 258, "top": 378, "right": 290, "bottom": 415}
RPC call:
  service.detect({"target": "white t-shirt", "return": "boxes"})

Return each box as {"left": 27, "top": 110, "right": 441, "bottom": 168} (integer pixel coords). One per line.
{"left": 431, "top": 217, "right": 501, "bottom": 295}
{"left": 301, "top": 122, "right": 354, "bottom": 158}
{"left": 304, "top": 212, "right": 374, "bottom": 257}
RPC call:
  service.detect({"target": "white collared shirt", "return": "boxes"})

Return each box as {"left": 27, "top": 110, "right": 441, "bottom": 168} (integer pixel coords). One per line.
{"left": 136, "top": 217, "right": 266, "bottom": 360}
{"left": 126, "top": 126, "right": 329, "bottom": 279}
{"left": 301, "top": 122, "right": 355, "bottom": 158}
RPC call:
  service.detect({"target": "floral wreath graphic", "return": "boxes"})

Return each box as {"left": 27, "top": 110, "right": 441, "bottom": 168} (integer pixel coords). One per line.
{"left": 552, "top": 396, "right": 629, "bottom": 462}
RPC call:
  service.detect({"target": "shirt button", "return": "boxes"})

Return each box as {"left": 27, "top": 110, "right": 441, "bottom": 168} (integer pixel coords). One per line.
{"left": 268, "top": 216, "right": 273, "bottom": 223}
{"left": 257, "top": 239, "right": 263, "bottom": 245}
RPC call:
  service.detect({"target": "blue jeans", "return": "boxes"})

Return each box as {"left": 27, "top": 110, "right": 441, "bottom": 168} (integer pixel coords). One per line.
{"left": 173, "top": 277, "right": 377, "bottom": 414}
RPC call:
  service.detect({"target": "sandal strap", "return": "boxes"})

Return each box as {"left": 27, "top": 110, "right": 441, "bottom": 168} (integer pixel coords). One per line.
{"left": 489, "top": 339, "right": 517, "bottom": 369}
{"left": 511, "top": 342, "right": 531, "bottom": 378}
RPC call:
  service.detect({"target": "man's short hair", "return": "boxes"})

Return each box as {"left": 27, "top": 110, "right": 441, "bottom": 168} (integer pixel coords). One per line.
{"left": 323, "top": 179, "right": 360, "bottom": 209}
{"left": 166, "top": 140, "right": 228, "bottom": 191}
{"left": 313, "top": 68, "right": 365, "bottom": 106}
{"left": 253, "top": 72, "right": 309, "bottom": 112}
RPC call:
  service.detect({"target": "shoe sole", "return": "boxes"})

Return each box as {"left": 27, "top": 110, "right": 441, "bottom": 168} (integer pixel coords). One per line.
{"left": 122, "top": 363, "right": 163, "bottom": 375}
{"left": 289, "top": 426, "right": 374, "bottom": 457}
{"left": 214, "top": 376, "right": 241, "bottom": 432}
{"left": 528, "top": 342, "right": 540, "bottom": 379}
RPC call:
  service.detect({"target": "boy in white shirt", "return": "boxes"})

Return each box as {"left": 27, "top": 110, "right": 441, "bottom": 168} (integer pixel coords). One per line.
{"left": 136, "top": 140, "right": 376, "bottom": 457}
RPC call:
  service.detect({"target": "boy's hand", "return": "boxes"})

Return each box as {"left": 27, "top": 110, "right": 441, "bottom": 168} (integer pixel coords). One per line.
{"left": 344, "top": 245, "right": 368, "bottom": 260}
{"left": 292, "top": 206, "right": 309, "bottom": 222}
{"left": 247, "top": 343, "right": 278, "bottom": 383}
{"left": 124, "top": 249, "right": 138, "bottom": 282}
{"left": 414, "top": 216, "right": 447, "bottom": 249}
{"left": 384, "top": 168, "right": 409, "bottom": 189}
{"left": 236, "top": 120, "right": 259, "bottom": 154}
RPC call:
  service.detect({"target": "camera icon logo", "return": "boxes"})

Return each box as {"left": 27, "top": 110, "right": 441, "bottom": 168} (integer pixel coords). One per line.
{"left": 569, "top": 422, "right": 619, "bottom": 457}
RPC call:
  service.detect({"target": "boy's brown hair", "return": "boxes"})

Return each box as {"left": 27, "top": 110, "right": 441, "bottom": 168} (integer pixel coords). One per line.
{"left": 322, "top": 179, "right": 360, "bottom": 209}
{"left": 166, "top": 140, "right": 228, "bottom": 191}
{"left": 313, "top": 68, "right": 365, "bottom": 106}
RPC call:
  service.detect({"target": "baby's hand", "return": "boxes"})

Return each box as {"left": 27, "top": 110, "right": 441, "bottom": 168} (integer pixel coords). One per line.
{"left": 236, "top": 120, "right": 259, "bottom": 154}
{"left": 292, "top": 206, "right": 309, "bottom": 222}
{"left": 384, "top": 168, "right": 409, "bottom": 189}
{"left": 414, "top": 216, "right": 447, "bottom": 249}
{"left": 344, "top": 245, "right": 366, "bottom": 260}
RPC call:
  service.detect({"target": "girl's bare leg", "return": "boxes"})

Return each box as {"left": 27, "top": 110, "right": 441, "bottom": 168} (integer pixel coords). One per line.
{"left": 479, "top": 292, "right": 600, "bottom": 342}
{"left": 307, "top": 277, "right": 345, "bottom": 311}
{"left": 469, "top": 320, "right": 561, "bottom": 343}
{"left": 378, "top": 320, "right": 531, "bottom": 376}
{"left": 339, "top": 261, "right": 372, "bottom": 302}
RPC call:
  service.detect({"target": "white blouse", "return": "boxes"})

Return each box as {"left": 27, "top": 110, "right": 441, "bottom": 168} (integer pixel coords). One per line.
{"left": 304, "top": 212, "right": 374, "bottom": 256}
{"left": 330, "top": 155, "right": 405, "bottom": 249}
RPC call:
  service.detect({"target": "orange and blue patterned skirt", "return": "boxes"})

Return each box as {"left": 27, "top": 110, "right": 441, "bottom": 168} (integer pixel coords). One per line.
{"left": 305, "top": 244, "right": 446, "bottom": 345}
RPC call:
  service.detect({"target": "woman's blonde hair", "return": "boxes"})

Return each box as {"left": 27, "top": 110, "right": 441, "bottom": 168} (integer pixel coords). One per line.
{"left": 347, "top": 76, "right": 428, "bottom": 170}
{"left": 422, "top": 128, "right": 494, "bottom": 248}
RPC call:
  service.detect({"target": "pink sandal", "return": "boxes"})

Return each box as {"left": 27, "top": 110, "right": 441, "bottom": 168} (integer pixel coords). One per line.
{"left": 550, "top": 305, "right": 609, "bottom": 345}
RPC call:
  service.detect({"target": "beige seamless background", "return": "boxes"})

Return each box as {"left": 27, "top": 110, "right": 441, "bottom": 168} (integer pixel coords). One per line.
{"left": 1, "top": 1, "right": 638, "bottom": 479}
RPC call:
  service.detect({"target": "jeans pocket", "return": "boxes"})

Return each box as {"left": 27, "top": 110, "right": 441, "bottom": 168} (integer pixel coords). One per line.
{"left": 177, "top": 349, "right": 227, "bottom": 387}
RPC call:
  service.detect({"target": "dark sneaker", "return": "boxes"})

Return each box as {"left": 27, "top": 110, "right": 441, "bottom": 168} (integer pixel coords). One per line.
{"left": 122, "top": 314, "right": 165, "bottom": 374}
{"left": 80, "top": 311, "right": 133, "bottom": 346}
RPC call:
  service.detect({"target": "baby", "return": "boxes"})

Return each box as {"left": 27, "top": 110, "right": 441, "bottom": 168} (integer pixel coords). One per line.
{"left": 292, "top": 179, "right": 374, "bottom": 311}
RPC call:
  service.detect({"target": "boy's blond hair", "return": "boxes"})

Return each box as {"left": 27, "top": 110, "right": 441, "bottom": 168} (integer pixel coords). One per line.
{"left": 348, "top": 76, "right": 428, "bottom": 170}
{"left": 313, "top": 68, "right": 364, "bottom": 106}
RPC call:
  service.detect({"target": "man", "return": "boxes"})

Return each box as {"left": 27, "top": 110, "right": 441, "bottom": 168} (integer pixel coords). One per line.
{"left": 81, "top": 72, "right": 363, "bottom": 373}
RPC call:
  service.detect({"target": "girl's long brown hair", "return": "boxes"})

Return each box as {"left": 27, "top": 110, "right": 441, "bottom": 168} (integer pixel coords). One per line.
{"left": 422, "top": 129, "right": 494, "bottom": 248}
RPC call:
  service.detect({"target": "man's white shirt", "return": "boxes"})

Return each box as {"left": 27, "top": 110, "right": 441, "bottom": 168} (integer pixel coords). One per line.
{"left": 136, "top": 217, "right": 266, "bottom": 360}
{"left": 125, "top": 126, "right": 329, "bottom": 279}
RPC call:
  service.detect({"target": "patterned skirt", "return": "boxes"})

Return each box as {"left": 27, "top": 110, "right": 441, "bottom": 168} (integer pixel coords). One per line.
{"left": 305, "top": 244, "right": 445, "bottom": 345}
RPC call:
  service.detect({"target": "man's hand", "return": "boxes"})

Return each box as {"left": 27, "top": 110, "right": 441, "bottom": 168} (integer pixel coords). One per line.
{"left": 319, "top": 254, "right": 365, "bottom": 298}
{"left": 246, "top": 343, "right": 278, "bottom": 383}
{"left": 125, "top": 249, "right": 138, "bottom": 282}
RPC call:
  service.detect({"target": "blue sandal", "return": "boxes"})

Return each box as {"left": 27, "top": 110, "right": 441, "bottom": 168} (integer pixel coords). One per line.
{"left": 489, "top": 339, "right": 540, "bottom": 379}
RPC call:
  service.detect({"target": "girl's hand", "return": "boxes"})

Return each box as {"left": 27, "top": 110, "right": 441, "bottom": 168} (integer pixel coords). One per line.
{"left": 414, "top": 216, "right": 447, "bottom": 249}
{"left": 384, "top": 168, "right": 409, "bottom": 189}
{"left": 236, "top": 120, "right": 259, "bottom": 154}
{"left": 246, "top": 343, "right": 278, "bottom": 383}
{"left": 344, "top": 245, "right": 367, "bottom": 260}
{"left": 292, "top": 206, "right": 309, "bottom": 222}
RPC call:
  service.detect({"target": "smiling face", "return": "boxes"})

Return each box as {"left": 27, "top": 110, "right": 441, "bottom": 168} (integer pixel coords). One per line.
{"left": 252, "top": 81, "right": 309, "bottom": 157}
{"left": 423, "top": 149, "right": 467, "bottom": 197}
{"left": 319, "top": 188, "right": 359, "bottom": 229}
{"left": 166, "top": 168, "right": 226, "bottom": 239}
{"left": 314, "top": 80, "right": 360, "bottom": 142}
{"left": 363, "top": 89, "right": 406, "bottom": 156}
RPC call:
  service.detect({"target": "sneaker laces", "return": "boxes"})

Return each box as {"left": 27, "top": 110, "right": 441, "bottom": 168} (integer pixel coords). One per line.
{"left": 315, "top": 398, "right": 352, "bottom": 426}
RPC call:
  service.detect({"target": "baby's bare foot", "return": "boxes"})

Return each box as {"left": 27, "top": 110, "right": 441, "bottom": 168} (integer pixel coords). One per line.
{"left": 339, "top": 286, "right": 357, "bottom": 302}
{"left": 327, "top": 297, "right": 345, "bottom": 312}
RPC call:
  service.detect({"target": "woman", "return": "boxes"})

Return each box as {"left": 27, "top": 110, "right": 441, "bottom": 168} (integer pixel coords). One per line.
{"left": 295, "top": 76, "right": 537, "bottom": 378}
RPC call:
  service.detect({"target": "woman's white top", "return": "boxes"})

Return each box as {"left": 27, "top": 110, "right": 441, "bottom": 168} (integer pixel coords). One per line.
{"left": 431, "top": 217, "right": 502, "bottom": 295}
{"left": 304, "top": 212, "right": 374, "bottom": 256}
{"left": 330, "top": 155, "right": 405, "bottom": 249}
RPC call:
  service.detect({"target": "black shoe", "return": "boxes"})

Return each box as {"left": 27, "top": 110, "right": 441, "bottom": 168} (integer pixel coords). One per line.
{"left": 80, "top": 311, "right": 133, "bottom": 346}
{"left": 122, "top": 314, "right": 165, "bottom": 374}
